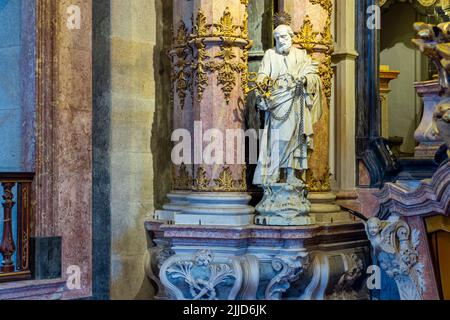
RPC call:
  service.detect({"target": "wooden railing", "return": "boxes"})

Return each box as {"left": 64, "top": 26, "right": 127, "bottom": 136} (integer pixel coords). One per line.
{"left": 0, "top": 173, "right": 33, "bottom": 282}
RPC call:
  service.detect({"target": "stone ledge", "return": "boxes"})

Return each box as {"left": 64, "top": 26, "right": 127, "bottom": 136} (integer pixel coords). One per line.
{"left": 0, "top": 279, "right": 65, "bottom": 300}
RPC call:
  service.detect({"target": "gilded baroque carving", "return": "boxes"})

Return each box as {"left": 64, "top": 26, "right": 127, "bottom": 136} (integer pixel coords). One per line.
{"left": 194, "top": 166, "right": 211, "bottom": 192}
{"left": 170, "top": 21, "right": 193, "bottom": 109}
{"left": 319, "top": 54, "right": 333, "bottom": 102}
{"left": 213, "top": 166, "right": 247, "bottom": 192}
{"left": 181, "top": 7, "right": 251, "bottom": 104}
{"left": 208, "top": 43, "right": 247, "bottom": 103}
{"left": 194, "top": 166, "right": 247, "bottom": 192}
{"left": 310, "top": 0, "right": 333, "bottom": 13}
{"left": 193, "top": 9, "right": 208, "bottom": 38}
{"left": 193, "top": 39, "right": 209, "bottom": 103}
{"left": 306, "top": 167, "right": 331, "bottom": 192}
{"left": 173, "top": 163, "right": 193, "bottom": 190}
{"left": 293, "top": 16, "right": 319, "bottom": 52}
{"left": 292, "top": 1, "right": 334, "bottom": 103}
{"left": 211, "top": 7, "right": 241, "bottom": 38}
{"left": 214, "top": 166, "right": 235, "bottom": 191}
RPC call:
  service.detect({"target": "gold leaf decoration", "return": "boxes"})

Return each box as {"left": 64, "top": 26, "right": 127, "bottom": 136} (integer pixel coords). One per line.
{"left": 208, "top": 45, "right": 242, "bottom": 103}
{"left": 193, "top": 9, "right": 208, "bottom": 38}
{"left": 174, "top": 21, "right": 189, "bottom": 47}
{"left": 237, "top": 166, "right": 248, "bottom": 192}
{"left": 190, "top": 166, "right": 249, "bottom": 192}
{"left": 293, "top": 15, "right": 319, "bottom": 52}
{"left": 214, "top": 167, "right": 235, "bottom": 191}
{"left": 179, "top": 7, "right": 251, "bottom": 105}
{"left": 170, "top": 21, "right": 193, "bottom": 109}
{"left": 173, "top": 163, "right": 193, "bottom": 190}
{"left": 211, "top": 7, "right": 241, "bottom": 38}
{"left": 306, "top": 167, "right": 332, "bottom": 192}
{"left": 193, "top": 39, "right": 210, "bottom": 103}
{"left": 194, "top": 166, "right": 211, "bottom": 191}
{"left": 319, "top": 55, "right": 333, "bottom": 102}
{"left": 309, "top": 0, "right": 333, "bottom": 13}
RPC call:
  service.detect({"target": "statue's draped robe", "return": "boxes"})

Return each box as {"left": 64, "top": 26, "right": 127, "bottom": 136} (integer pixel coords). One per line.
{"left": 253, "top": 47, "right": 323, "bottom": 185}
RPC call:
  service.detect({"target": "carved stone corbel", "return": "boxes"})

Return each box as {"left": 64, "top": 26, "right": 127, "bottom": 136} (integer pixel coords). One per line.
{"left": 328, "top": 254, "right": 366, "bottom": 300}
{"left": 265, "top": 252, "right": 309, "bottom": 300}
{"left": 145, "top": 238, "right": 175, "bottom": 299}
{"left": 365, "top": 217, "right": 425, "bottom": 300}
{"left": 159, "top": 250, "right": 243, "bottom": 300}
{"left": 238, "top": 255, "right": 260, "bottom": 300}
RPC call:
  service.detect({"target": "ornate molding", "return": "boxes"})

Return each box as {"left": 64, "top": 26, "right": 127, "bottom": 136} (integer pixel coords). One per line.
{"left": 365, "top": 217, "right": 425, "bottom": 300}
{"left": 145, "top": 238, "right": 175, "bottom": 299}
{"left": 170, "top": 21, "right": 193, "bottom": 109}
{"left": 376, "top": 161, "right": 450, "bottom": 216}
{"left": 265, "top": 253, "right": 309, "bottom": 300}
{"left": 172, "top": 163, "right": 193, "bottom": 191}
{"left": 207, "top": 43, "right": 244, "bottom": 103}
{"left": 306, "top": 166, "right": 332, "bottom": 192}
{"left": 293, "top": 16, "right": 319, "bottom": 52}
{"left": 194, "top": 166, "right": 211, "bottom": 192}
{"left": 174, "top": 7, "right": 252, "bottom": 105}
{"left": 194, "top": 166, "right": 247, "bottom": 192}
{"left": 328, "top": 254, "right": 366, "bottom": 300}
{"left": 159, "top": 250, "right": 243, "bottom": 300}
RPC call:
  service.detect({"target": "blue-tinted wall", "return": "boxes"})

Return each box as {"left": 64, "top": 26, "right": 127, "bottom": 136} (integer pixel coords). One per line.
{"left": 0, "top": 0, "right": 35, "bottom": 172}
{"left": 0, "top": 0, "right": 35, "bottom": 271}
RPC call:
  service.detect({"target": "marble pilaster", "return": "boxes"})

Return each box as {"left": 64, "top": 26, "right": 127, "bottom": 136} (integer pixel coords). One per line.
{"left": 35, "top": 0, "right": 93, "bottom": 299}
{"left": 333, "top": 0, "right": 359, "bottom": 209}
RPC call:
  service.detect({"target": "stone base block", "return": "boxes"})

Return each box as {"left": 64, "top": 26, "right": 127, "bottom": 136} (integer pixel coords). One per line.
{"left": 145, "top": 221, "right": 371, "bottom": 300}
{"left": 310, "top": 192, "right": 354, "bottom": 224}
{"left": 175, "top": 213, "right": 254, "bottom": 226}
{"left": 415, "top": 142, "right": 442, "bottom": 158}
{"left": 255, "top": 214, "right": 315, "bottom": 226}
{"left": 174, "top": 192, "right": 255, "bottom": 227}
{"left": 154, "top": 210, "right": 176, "bottom": 221}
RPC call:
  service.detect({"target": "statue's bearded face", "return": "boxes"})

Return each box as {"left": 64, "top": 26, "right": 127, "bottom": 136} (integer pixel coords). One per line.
{"left": 274, "top": 25, "right": 293, "bottom": 54}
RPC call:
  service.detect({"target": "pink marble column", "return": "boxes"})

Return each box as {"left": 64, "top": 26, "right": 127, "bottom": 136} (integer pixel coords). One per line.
{"left": 167, "top": 0, "right": 254, "bottom": 226}
{"left": 190, "top": 0, "right": 250, "bottom": 193}
{"left": 170, "top": 0, "right": 195, "bottom": 191}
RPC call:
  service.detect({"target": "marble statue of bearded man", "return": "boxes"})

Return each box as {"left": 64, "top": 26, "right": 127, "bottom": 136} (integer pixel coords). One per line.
{"left": 253, "top": 23, "right": 323, "bottom": 186}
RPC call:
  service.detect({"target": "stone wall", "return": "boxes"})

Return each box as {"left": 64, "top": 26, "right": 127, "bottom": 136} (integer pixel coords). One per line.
{"left": 108, "top": 0, "right": 172, "bottom": 300}
{"left": 0, "top": 0, "right": 32, "bottom": 172}
{"left": 380, "top": 3, "right": 427, "bottom": 154}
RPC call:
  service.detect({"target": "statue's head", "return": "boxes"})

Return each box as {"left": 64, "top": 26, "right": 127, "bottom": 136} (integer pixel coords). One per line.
{"left": 274, "top": 24, "right": 294, "bottom": 55}
{"left": 366, "top": 217, "right": 382, "bottom": 237}
{"left": 273, "top": 12, "right": 294, "bottom": 55}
